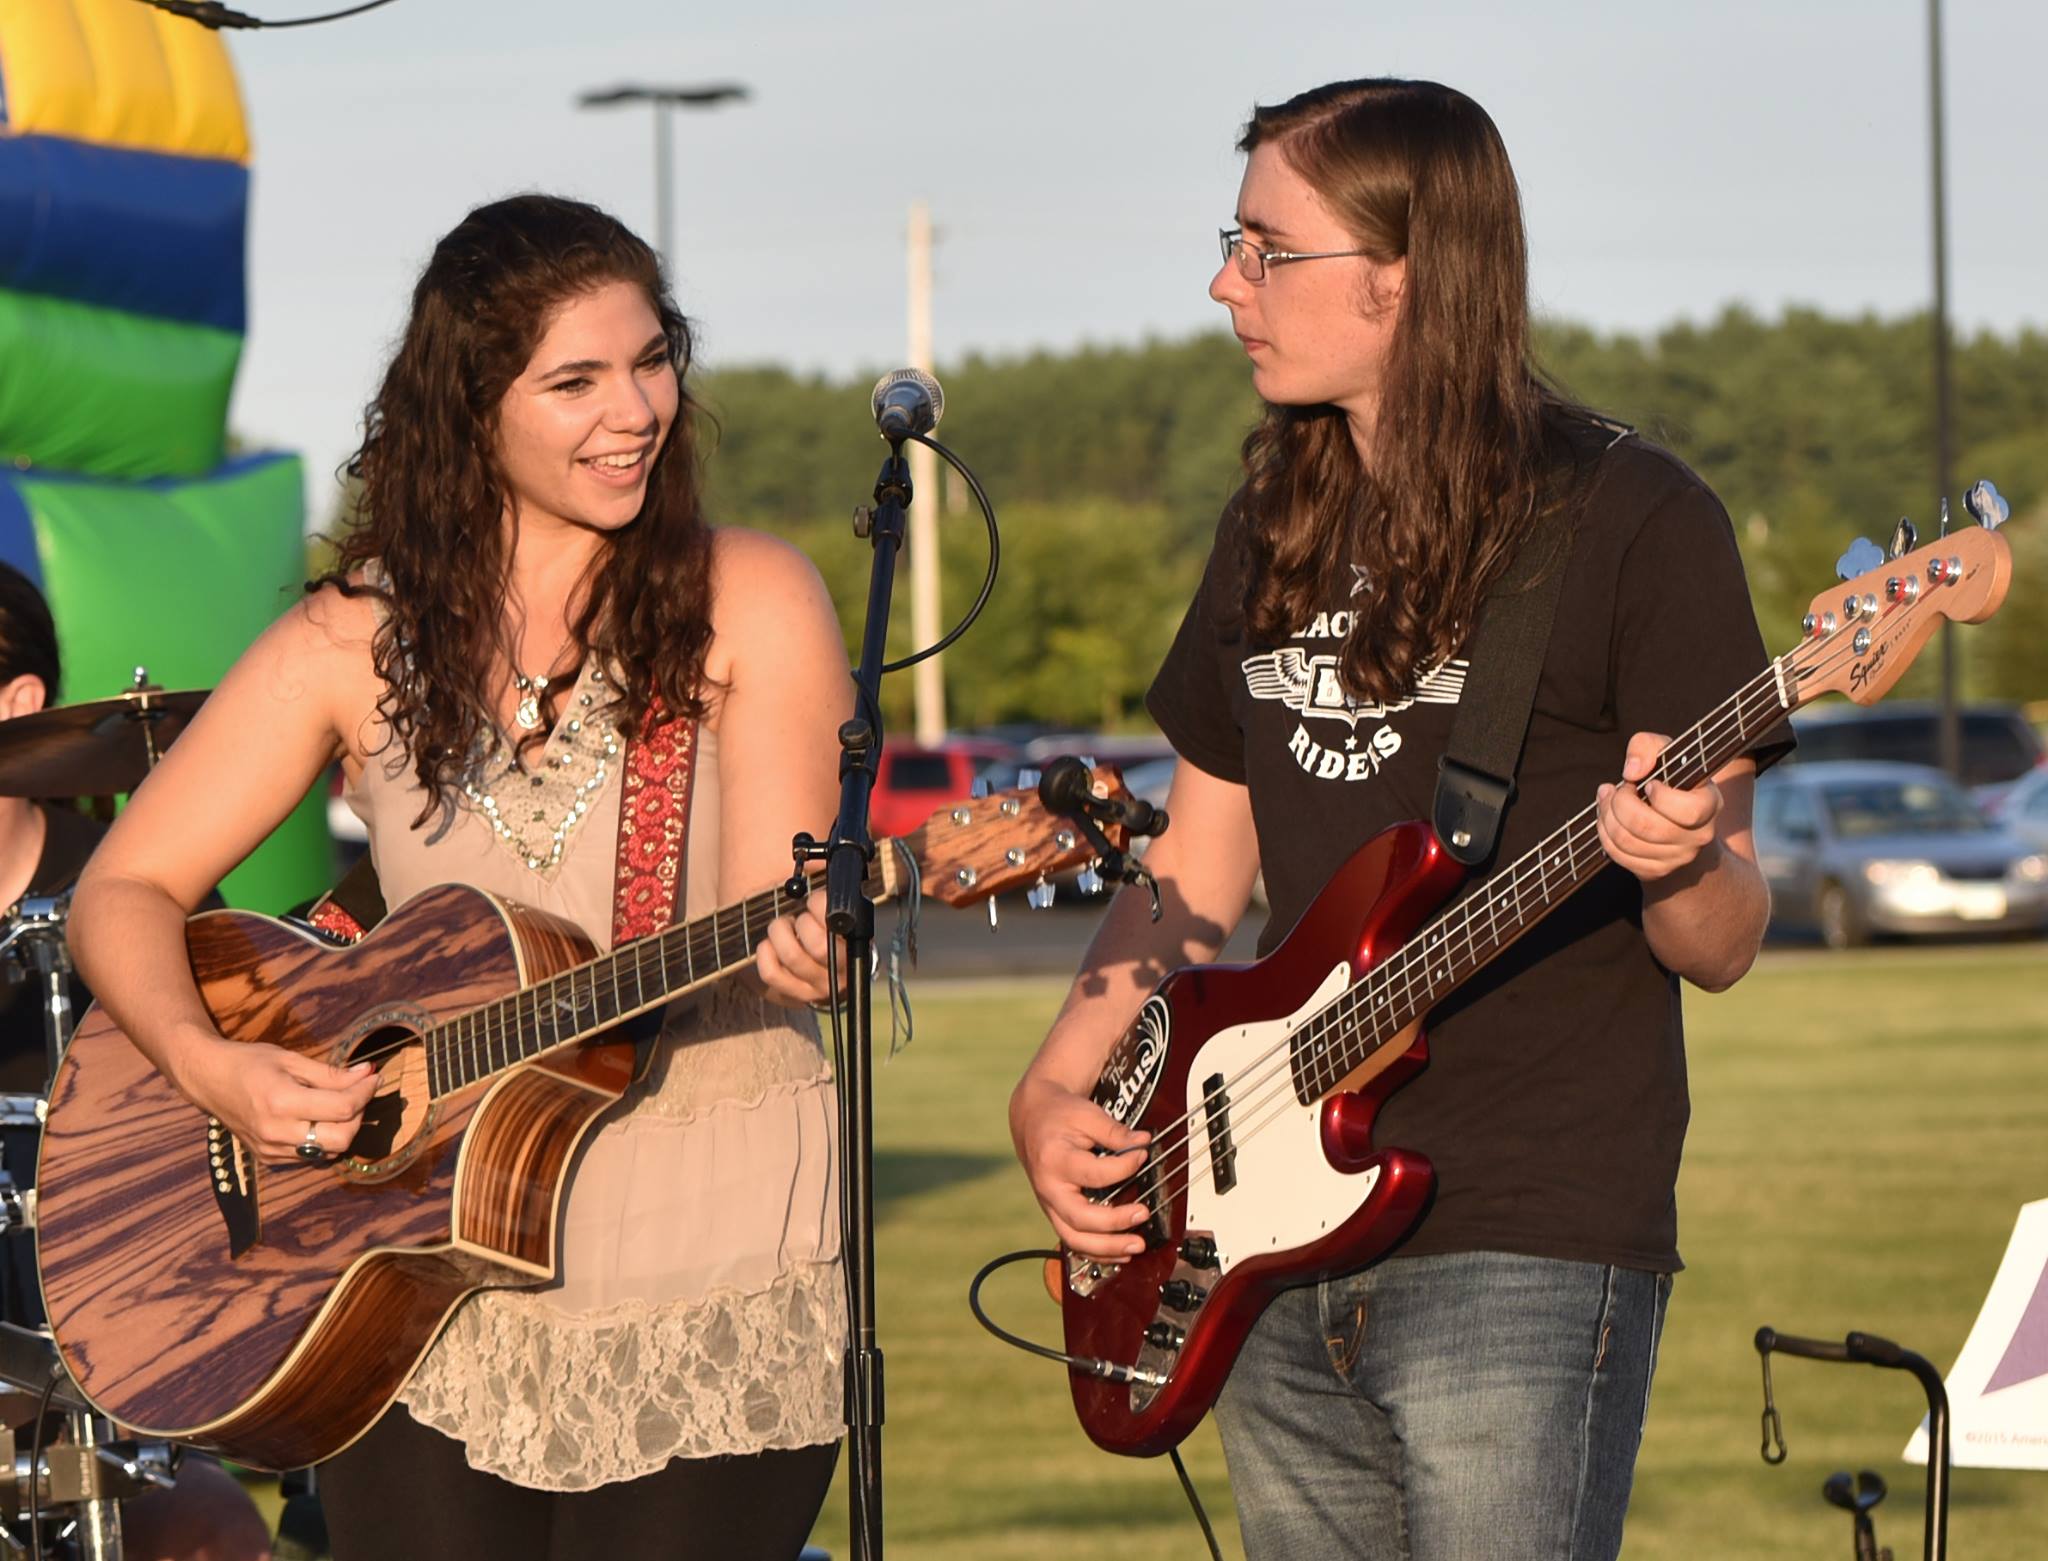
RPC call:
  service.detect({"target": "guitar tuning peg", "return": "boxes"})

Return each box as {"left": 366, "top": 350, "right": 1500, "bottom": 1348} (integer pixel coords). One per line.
{"left": 985, "top": 898, "right": 1000, "bottom": 931}
{"left": 1016, "top": 767, "right": 1041, "bottom": 792}
{"left": 1937, "top": 495, "right": 1952, "bottom": 538}
{"left": 969, "top": 777, "right": 992, "bottom": 800}
{"left": 1835, "top": 538, "right": 1885, "bottom": 583}
{"left": 1965, "top": 478, "right": 2010, "bottom": 531}
{"left": 1888, "top": 516, "right": 1916, "bottom": 560}
{"left": 1026, "top": 878, "right": 1056, "bottom": 911}
{"left": 1076, "top": 865, "right": 1105, "bottom": 897}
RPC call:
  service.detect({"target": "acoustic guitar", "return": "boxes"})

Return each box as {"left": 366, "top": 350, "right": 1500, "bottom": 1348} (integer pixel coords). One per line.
{"left": 36, "top": 771, "right": 1130, "bottom": 1469}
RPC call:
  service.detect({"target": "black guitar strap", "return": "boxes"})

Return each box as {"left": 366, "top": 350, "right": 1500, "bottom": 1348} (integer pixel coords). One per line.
{"left": 1430, "top": 421, "right": 1626, "bottom": 867}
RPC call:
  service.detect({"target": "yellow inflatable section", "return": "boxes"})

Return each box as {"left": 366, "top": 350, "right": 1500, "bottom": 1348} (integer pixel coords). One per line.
{"left": 0, "top": 0, "right": 248, "bottom": 163}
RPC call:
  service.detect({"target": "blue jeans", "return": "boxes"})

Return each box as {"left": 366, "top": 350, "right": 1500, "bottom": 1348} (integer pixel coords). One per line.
{"left": 1213, "top": 1252, "right": 1672, "bottom": 1561}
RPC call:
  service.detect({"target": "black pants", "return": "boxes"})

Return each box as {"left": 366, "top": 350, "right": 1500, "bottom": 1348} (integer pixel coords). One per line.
{"left": 319, "top": 1405, "right": 840, "bottom": 1561}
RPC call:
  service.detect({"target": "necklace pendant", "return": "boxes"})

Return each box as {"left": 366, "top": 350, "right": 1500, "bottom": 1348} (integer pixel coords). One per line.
{"left": 514, "top": 692, "right": 542, "bottom": 731}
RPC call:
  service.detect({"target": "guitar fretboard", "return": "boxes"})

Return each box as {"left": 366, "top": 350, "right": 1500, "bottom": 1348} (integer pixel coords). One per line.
{"left": 419, "top": 859, "right": 867, "bottom": 1098}
{"left": 1286, "top": 654, "right": 1799, "bottom": 1102}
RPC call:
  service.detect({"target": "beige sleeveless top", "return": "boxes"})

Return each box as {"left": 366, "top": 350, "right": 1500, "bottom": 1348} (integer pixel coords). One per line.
{"left": 343, "top": 659, "right": 843, "bottom": 1489}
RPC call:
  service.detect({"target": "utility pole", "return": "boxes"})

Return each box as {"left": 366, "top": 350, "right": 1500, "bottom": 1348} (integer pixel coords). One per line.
{"left": 907, "top": 200, "right": 945, "bottom": 744}
{"left": 1928, "top": 0, "right": 1960, "bottom": 777}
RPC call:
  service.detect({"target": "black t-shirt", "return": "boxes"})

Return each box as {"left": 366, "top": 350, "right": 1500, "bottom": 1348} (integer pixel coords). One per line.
{"left": 0, "top": 806, "right": 109, "bottom": 1094}
{"left": 1147, "top": 436, "right": 1791, "bottom": 1272}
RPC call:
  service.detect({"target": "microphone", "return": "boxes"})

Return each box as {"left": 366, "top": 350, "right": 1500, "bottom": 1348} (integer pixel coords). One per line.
{"left": 1036, "top": 756, "right": 1169, "bottom": 837}
{"left": 871, "top": 368, "right": 944, "bottom": 442}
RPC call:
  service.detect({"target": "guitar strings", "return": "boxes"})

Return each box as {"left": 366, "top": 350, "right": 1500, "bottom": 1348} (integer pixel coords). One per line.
{"left": 1153, "top": 615, "right": 1883, "bottom": 1219}
{"left": 332, "top": 870, "right": 824, "bottom": 1086}
{"left": 1111, "top": 654, "right": 1816, "bottom": 1218}
{"left": 1084, "top": 622, "right": 1864, "bottom": 1225}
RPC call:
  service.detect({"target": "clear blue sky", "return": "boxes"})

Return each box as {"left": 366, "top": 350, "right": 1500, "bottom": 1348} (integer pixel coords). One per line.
{"left": 223, "top": 0, "right": 2048, "bottom": 519}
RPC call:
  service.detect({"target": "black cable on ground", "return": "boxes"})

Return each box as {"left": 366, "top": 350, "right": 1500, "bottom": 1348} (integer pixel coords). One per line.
{"left": 968, "top": 1249, "right": 1223, "bottom": 1561}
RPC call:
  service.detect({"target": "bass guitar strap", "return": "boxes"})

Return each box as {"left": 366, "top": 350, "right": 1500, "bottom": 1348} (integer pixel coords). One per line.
{"left": 1429, "top": 505, "right": 1577, "bottom": 870}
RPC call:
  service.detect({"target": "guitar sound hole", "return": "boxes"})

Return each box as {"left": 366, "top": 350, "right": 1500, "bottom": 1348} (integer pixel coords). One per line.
{"left": 342, "top": 1026, "right": 433, "bottom": 1169}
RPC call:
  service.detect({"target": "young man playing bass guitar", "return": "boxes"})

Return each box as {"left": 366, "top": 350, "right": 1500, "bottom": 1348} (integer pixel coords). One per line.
{"left": 1011, "top": 78, "right": 1790, "bottom": 1561}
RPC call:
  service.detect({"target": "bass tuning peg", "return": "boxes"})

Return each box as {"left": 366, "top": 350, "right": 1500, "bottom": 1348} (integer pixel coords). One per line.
{"left": 1888, "top": 516, "right": 1916, "bottom": 561}
{"left": 1965, "top": 478, "right": 2010, "bottom": 531}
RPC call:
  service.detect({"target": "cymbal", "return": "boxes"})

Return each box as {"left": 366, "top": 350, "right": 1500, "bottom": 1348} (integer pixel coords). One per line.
{"left": 0, "top": 688, "right": 210, "bottom": 798}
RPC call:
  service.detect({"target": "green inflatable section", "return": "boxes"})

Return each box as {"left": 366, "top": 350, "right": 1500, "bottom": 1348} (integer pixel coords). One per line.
{"left": 17, "top": 457, "right": 332, "bottom": 912}
{"left": 0, "top": 290, "right": 238, "bottom": 480}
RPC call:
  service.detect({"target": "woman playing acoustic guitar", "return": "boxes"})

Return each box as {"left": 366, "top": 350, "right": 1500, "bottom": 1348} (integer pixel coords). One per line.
{"left": 70, "top": 195, "right": 847, "bottom": 1560}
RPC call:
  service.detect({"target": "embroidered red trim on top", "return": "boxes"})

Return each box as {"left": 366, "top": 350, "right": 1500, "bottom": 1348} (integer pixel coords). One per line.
{"left": 611, "top": 703, "right": 698, "bottom": 945}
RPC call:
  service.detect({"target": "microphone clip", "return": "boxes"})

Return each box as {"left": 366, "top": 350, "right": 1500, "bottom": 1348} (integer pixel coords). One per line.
{"left": 1034, "top": 757, "right": 1170, "bottom": 921}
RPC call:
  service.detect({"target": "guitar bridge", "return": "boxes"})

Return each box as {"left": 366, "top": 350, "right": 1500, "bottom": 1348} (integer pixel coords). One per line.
{"left": 205, "top": 1117, "right": 260, "bottom": 1258}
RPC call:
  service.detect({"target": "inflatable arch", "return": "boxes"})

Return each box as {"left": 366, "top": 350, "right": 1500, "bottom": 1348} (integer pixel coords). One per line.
{"left": 0, "top": 0, "right": 325, "bottom": 911}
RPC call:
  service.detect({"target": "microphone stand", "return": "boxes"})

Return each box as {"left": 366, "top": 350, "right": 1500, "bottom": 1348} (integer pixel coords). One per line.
{"left": 800, "top": 442, "right": 913, "bottom": 1561}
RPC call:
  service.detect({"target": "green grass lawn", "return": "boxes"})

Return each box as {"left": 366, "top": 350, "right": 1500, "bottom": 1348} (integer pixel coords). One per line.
{"left": 805, "top": 940, "right": 2048, "bottom": 1559}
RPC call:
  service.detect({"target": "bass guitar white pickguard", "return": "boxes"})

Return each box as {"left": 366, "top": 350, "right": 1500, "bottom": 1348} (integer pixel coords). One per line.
{"left": 1183, "top": 962, "right": 1380, "bottom": 1274}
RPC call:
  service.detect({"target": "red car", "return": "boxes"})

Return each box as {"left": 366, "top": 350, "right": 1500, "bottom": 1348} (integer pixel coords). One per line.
{"left": 867, "top": 739, "right": 1018, "bottom": 838}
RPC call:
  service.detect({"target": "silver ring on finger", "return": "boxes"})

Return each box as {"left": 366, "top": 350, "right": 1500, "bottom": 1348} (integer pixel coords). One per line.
{"left": 296, "top": 1122, "right": 325, "bottom": 1163}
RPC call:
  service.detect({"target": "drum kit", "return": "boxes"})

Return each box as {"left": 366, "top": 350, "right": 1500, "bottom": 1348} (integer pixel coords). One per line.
{"left": 0, "top": 675, "right": 207, "bottom": 1560}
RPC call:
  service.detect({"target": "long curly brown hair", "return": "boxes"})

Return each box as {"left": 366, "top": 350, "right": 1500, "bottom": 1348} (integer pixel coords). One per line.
{"left": 322, "top": 194, "right": 713, "bottom": 822}
{"left": 1237, "top": 79, "right": 1597, "bottom": 703}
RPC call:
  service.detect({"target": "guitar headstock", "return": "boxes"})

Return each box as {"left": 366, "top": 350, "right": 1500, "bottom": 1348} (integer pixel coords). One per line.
{"left": 882, "top": 764, "right": 1133, "bottom": 908}
{"left": 1788, "top": 501, "right": 2013, "bottom": 709}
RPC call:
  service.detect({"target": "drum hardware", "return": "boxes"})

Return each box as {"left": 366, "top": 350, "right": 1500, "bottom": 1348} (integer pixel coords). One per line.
{"left": 6, "top": 1419, "right": 177, "bottom": 1521}
{"left": 0, "top": 891, "right": 175, "bottom": 1558}
{"left": 0, "top": 897, "right": 77, "bottom": 1084}
{"left": 0, "top": 1325, "right": 178, "bottom": 1561}
{"left": 0, "top": 671, "right": 209, "bottom": 1558}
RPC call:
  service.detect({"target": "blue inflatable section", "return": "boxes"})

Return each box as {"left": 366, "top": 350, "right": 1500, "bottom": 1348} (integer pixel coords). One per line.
{"left": 0, "top": 477, "right": 33, "bottom": 582}
{"left": 0, "top": 133, "right": 246, "bottom": 333}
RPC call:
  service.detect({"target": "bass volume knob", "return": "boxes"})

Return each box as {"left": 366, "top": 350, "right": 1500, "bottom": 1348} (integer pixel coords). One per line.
{"left": 1159, "top": 1279, "right": 1208, "bottom": 1312}
{"left": 1144, "top": 1321, "right": 1186, "bottom": 1352}
{"left": 1179, "top": 1234, "right": 1219, "bottom": 1268}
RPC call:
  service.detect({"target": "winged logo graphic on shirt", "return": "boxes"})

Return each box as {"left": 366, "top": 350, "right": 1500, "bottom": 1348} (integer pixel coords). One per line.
{"left": 1241, "top": 649, "right": 1467, "bottom": 729}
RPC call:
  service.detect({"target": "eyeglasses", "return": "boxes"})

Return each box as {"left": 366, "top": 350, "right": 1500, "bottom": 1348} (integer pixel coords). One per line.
{"left": 1218, "top": 227, "right": 1372, "bottom": 283}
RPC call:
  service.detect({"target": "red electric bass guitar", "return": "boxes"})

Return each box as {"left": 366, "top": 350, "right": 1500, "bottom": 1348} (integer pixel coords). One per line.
{"left": 1058, "top": 497, "right": 2015, "bottom": 1457}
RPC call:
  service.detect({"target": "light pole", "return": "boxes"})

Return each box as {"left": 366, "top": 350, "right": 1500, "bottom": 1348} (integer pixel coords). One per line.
{"left": 575, "top": 82, "right": 750, "bottom": 270}
{"left": 1926, "top": 0, "right": 1960, "bottom": 777}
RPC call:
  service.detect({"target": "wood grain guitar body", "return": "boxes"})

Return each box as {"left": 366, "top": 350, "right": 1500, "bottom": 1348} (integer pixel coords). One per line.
{"left": 35, "top": 883, "right": 630, "bottom": 1470}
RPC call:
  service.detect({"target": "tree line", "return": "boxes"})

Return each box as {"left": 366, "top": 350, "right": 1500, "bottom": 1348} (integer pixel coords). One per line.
{"left": 695, "top": 306, "right": 2048, "bottom": 733}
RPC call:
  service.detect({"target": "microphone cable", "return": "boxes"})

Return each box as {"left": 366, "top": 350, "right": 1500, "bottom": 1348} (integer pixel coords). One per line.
{"left": 877, "top": 429, "right": 998, "bottom": 675}
{"left": 968, "top": 1249, "right": 1224, "bottom": 1561}
{"left": 126, "top": 0, "right": 402, "bottom": 29}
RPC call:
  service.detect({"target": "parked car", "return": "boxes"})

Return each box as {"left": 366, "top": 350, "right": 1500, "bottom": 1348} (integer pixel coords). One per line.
{"left": 867, "top": 738, "right": 1019, "bottom": 838}
{"left": 1020, "top": 732, "right": 1177, "bottom": 772}
{"left": 1992, "top": 765, "right": 2048, "bottom": 853}
{"left": 1752, "top": 761, "right": 2048, "bottom": 947}
{"left": 1787, "top": 702, "right": 2045, "bottom": 800}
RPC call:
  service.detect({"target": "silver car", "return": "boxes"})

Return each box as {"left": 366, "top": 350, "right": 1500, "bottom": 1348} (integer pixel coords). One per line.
{"left": 1753, "top": 761, "right": 2048, "bottom": 948}
{"left": 1992, "top": 765, "right": 2048, "bottom": 853}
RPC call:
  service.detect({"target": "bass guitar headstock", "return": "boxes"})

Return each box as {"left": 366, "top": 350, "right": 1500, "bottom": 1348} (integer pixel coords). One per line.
{"left": 1786, "top": 481, "right": 2013, "bottom": 710}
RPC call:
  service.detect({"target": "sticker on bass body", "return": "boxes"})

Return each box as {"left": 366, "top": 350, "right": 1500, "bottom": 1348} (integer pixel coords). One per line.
{"left": 1099, "top": 995, "right": 1171, "bottom": 1127}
